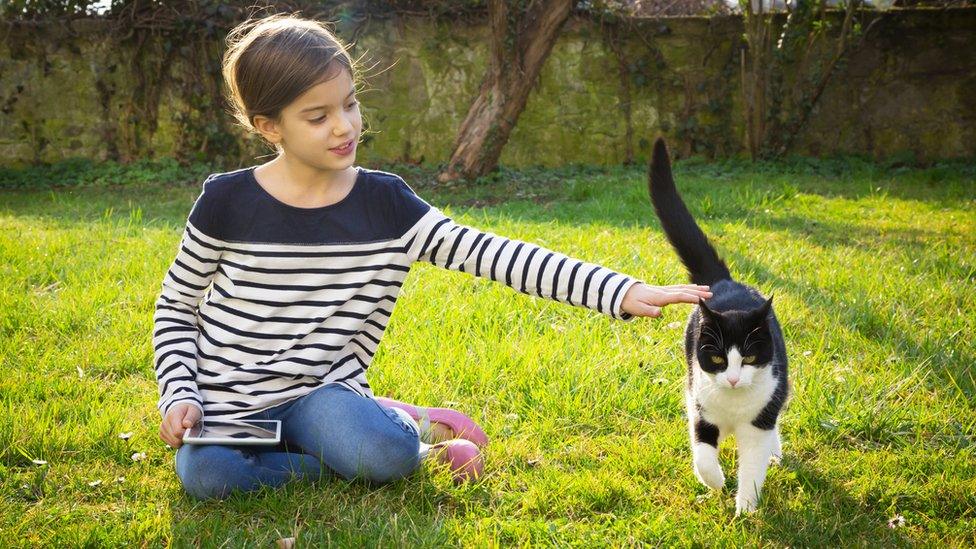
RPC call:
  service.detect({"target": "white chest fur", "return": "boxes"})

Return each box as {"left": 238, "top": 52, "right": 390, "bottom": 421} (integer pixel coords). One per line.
{"left": 689, "top": 358, "right": 777, "bottom": 432}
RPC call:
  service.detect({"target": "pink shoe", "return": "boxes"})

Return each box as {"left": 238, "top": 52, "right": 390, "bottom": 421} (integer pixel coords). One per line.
{"left": 376, "top": 397, "right": 489, "bottom": 448}
{"left": 430, "top": 439, "right": 483, "bottom": 483}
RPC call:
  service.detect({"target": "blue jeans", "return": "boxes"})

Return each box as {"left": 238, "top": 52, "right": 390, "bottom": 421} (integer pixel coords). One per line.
{"left": 174, "top": 382, "right": 422, "bottom": 501}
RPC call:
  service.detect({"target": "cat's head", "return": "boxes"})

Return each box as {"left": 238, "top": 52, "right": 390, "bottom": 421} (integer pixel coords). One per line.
{"left": 695, "top": 296, "right": 774, "bottom": 389}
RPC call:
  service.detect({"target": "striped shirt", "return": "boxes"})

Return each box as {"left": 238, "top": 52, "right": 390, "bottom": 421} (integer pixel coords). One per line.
{"left": 153, "top": 166, "right": 641, "bottom": 420}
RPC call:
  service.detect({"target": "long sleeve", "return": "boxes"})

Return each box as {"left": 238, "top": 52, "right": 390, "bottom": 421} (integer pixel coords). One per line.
{"left": 406, "top": 206, "right": 642, "bottom": 322}
{"left": 152, "top": 180, "right": 222, "bottom": 418}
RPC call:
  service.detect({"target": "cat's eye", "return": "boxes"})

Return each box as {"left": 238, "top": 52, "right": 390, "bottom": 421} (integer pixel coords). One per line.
{"left": 709, "top": 355, "right": 725, "bottom": 365}
{"left": 743, "top": 355, "right": 757, "bottom": 364}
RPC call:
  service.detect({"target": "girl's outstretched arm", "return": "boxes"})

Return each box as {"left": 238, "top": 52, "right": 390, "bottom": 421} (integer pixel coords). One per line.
{"left": 408, "top": 211, "right": 638, "bottom": 319}
{"left": 393, "top": 176, "right": 710, "bottom": 321}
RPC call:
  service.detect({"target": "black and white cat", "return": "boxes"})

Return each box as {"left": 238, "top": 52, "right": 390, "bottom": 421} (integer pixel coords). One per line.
{"left": 648, "top": 138, "right": 789, "bottom": 514}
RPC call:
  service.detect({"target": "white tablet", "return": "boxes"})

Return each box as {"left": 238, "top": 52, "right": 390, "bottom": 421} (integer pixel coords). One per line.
{"left": 183, "top": 419, "right": 282, "bottom": 446}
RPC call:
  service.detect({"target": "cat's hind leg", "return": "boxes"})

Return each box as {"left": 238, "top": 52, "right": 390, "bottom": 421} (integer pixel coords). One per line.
{"left": 734, "top": 424, "right": 778, "bottom": 514}
{"left": 691, "top": 417, "right": 725, "bottom": 490}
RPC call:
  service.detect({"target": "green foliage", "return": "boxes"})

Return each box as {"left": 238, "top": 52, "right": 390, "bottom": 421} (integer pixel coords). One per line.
{"left": 0, "top": 157, "right": 213, "bottom": 190}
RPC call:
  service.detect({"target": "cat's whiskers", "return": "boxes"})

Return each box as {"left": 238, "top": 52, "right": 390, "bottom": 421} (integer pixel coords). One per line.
{"left": 700, "top": 325, "right": 725, "bottom": 348}
{"left": 742, "top": 326, "right": 763, "bottom": 353}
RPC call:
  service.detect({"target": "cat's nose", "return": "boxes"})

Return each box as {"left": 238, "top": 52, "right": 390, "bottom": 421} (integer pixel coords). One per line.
{"left": 728, "top": 378, "right": 739, "bottom": 387}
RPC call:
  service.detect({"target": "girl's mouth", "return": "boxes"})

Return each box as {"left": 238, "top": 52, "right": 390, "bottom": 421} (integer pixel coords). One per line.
{"left": 330, "top": 140, "right": 355, "bottom": 156}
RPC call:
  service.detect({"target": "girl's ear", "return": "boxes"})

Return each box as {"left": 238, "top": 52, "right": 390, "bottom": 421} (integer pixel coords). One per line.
{"left": 252, "top": 114, "right": 283, "bottom": 145}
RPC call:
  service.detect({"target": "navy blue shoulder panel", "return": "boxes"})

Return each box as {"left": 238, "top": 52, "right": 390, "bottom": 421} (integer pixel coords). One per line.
{"left": 186, "top": 172, "right": 219, "bottom": 237}
{"left": 385, "top": 171, "right": 436, "bottom": 232}
{"left": 187, "top": 166, "right": 432, "bottom": 245}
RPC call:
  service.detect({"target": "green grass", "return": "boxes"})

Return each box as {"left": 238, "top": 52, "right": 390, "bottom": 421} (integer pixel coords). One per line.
{"left": 1, "top": 158, "right": 974, "bottom": 546}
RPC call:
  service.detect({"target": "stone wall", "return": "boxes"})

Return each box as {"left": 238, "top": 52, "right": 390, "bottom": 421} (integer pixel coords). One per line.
{"left": 1, "top": 8, "right": 973, "bottom": 169}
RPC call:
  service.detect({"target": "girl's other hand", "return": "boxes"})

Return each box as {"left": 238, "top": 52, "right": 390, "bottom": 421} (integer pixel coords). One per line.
{"left": 621, "top": 283, "right": 712, "bottom": 318}
{"left": 160, "top": 403, "right": 203, "bottom": 449}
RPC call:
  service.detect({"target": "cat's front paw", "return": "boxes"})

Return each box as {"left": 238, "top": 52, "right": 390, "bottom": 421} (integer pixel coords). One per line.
{"left": 735, "top": 493, "right": 759, "bottom": 515}
{"left": 693, "top": 457, "right": 726, "bottom": 490}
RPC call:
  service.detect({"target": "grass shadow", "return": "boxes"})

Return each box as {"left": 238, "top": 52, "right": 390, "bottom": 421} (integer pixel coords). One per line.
{"left": 164, "top": 445, "right": 466, "bottom": 545}
{"left": 755, "top": 455, "right": 916, "bottom": 547}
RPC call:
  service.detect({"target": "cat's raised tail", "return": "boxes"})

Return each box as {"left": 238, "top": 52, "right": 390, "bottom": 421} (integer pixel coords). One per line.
{"left": 648, "top": 137, "right": 732, "bottom": 286}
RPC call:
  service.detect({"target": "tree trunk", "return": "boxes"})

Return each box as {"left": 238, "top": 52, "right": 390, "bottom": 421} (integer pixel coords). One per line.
{"left": 437, "top": 0, "right": 573, "bottom": 183}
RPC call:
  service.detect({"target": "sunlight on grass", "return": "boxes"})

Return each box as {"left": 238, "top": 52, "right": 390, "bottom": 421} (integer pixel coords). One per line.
{"left": 0, "top": 160, "right": 973, "bottom": 546}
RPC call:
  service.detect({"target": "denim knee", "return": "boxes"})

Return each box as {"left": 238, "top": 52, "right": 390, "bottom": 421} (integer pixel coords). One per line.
{"left": 359, "top": 425, "right": 421, "bottom": 484}
{"left": 175, "top": 444, "right": 248, "bottom": 501}
{"left": 280, "top": 383, "right": 423, "bottom": 484}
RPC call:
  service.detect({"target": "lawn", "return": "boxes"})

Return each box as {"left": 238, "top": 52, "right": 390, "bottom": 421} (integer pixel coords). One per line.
{"left": 0, "top": 158, "right": 973, "bottom": 546}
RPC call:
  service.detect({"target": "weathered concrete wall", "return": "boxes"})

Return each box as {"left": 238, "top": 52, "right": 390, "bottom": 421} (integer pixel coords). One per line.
{"left": 791, "top": 9, "right": 976, "bottom": 158}
{"left": 1, "top": 9, "right": 973, "bottom": 169}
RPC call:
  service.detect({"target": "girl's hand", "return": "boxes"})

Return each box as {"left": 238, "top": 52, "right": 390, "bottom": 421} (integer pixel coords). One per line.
{"left": 621, "top": 283, "right": 712, "bottom": 318}
{"left": 160, "top": 403, "right": 203, "bottom": 449}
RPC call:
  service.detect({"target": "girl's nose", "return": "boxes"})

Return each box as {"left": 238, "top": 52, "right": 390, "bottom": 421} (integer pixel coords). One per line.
{"left": 334, "top": 115, "right": 354, "bottom": 136}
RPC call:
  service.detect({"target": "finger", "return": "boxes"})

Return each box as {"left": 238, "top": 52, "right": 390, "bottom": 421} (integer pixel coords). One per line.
{"left": 653, "top": 292, "right": 700, "bottom": 306}
{"left": 160, "top": 426, "right": 175, "bottom": 448}
{"left": 166, "top": 413, "right": 181, "bottom": 435}
{"left": 164, "top": 421, "right": 179, "bottom": 447}
{"left": 167, "top": 415, "right": 185, "bottom": 442}
{"left": 669, "top": 287, "right": 712, "bottom": 298}
{"left": 637, "top": 304, "right": 662, "bottom": 317}
{"left": 169, "top": 426, "right": 183, "bottom": 448}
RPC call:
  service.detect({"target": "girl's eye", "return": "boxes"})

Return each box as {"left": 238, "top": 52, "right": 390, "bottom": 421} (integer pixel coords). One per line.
{"left": 310, "top": 102, "right": 356, "bottom": 123}
{"left": 743, "top": 355, "right": 757, "bottom": 364}
{"left": 710, "top": 355, "right": 725, "bottom": 365}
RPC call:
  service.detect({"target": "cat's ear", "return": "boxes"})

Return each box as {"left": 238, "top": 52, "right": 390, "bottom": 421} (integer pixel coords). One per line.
{"left": 755, "top": 294, "right": 773, "bottom": 321}
{"left": 698, "top": 298, "right": 716, "bottom": 320}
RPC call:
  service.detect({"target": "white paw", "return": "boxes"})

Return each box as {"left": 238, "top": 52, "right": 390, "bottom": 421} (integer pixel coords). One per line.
{"left": 735, "top": 494, "right": 759, "bottom": 515}
{"left": 694, "top": 457, "right": 726, "bottom": 490}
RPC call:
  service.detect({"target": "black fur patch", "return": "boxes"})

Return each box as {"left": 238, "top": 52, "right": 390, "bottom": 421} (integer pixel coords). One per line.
{"left": 695, "top": 418, "right": 720, "bottom": 447}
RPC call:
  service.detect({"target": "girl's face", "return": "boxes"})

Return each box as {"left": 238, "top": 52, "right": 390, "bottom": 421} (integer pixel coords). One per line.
{"left": 267, "top": 67, "right": 362, "bottom": 172}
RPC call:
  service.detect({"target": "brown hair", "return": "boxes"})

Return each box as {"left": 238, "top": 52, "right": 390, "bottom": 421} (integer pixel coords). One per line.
{"left": 221, "top": 13, "right": 360, "bottom": 151}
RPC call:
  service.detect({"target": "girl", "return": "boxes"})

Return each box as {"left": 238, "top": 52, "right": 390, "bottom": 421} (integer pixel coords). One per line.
{"left": 153, "top": 13, "right": 711, "bottom": 501}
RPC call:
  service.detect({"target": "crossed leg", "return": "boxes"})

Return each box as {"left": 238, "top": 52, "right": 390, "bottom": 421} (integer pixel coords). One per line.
{"left": 175, "top": 383, "right": 422, "bottom": 500}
